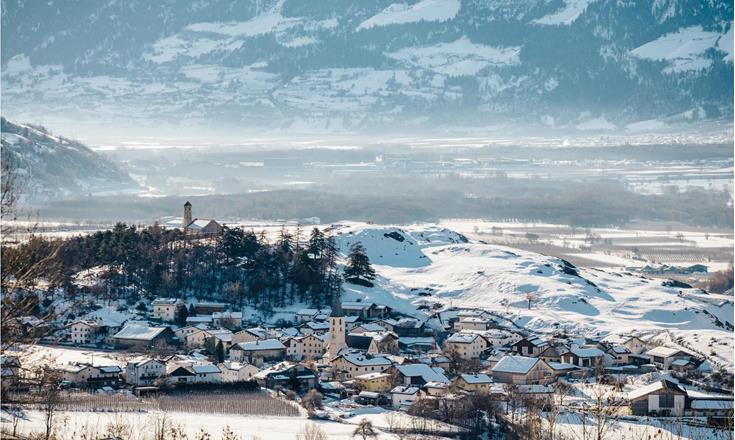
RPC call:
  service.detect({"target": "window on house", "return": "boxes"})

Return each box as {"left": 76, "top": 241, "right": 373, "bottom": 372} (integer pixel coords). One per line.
{"left": 659, "top": 393, "right": 675, "bottom": 408}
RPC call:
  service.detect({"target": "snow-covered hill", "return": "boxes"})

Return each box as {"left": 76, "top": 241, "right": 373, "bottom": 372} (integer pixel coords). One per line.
{"left": 1, "top": 0, "right": 732, "bottom": 136}
{"left": 330, "top": 222, "right": 734, "bottom": 369}
{"left": 0, "top": 118, "right": 137, "bottom": 202}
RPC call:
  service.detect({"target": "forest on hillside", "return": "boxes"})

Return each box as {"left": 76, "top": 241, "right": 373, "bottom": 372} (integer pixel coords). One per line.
{"left": 1, "top": 224, "right": 354, "bottom": 313}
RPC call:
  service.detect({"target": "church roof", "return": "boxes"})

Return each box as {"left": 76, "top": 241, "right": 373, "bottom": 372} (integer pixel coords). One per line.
{"left": 330, "top": 292, "right": 344, "bottom": 318}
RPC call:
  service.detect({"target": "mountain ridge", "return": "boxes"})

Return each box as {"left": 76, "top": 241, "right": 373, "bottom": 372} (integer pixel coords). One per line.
{"left": 1, "top": 0, "right": 732, "bottom": 136}
{"left": 0, "top": 117, "right": 138, "bottom": 202}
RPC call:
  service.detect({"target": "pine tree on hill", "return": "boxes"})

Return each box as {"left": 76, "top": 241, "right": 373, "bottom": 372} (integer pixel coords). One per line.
{"left": 344, "top": 242, "right": 376, "bottom": 287}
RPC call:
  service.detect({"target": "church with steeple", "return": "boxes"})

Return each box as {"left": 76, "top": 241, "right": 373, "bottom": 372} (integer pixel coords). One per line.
{"left": 323, "top": 290, "right": 347, "bottom": 360}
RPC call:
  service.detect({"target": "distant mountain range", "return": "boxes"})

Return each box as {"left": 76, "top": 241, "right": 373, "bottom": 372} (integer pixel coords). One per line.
{"left": 0, "top": 118, "right": 137, "bottom": 202}
{"left": 1, "top": 0, "right": 732, "bottom": 136}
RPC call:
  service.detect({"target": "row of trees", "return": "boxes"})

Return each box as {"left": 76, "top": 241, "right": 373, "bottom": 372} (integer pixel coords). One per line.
{"left": 2, "top": 222, "right": 377, "bottom": 312}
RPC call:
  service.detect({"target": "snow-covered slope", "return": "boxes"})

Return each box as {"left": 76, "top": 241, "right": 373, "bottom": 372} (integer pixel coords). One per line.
{"left": 0, "top": 118, "right": 137, "bottom": 202}
{"left": 1, "top": 0, "right": 731, "bottom": 135}
{"left": 330, "top": 222, "right": 734, "bottom": 369}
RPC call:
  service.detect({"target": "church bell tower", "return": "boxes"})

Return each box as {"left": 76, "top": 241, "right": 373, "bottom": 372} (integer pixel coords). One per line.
{"left": 324, "top": 291, "right": 346, "bottom": 360}
{"left": 183, "top": 201, "right": 192, "bottom": 229}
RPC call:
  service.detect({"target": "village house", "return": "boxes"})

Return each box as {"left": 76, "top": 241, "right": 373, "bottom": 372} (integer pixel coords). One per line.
{"left": 174, "top": 324, "right": 209, "bottom": 341}
{"left": 298, "top": 333, "right": 327, "bottom": 360}
{"left": 645, "top": 346, "right": 693, "bottom": 370}
{"left": 398, "top": 337, "right": 439, "bottom": 354}
{"left": 537, "top": 345, "right": 565, "bottom": 364}
{"left": 454, "top": 317, "right": 491, "bottom": 332}
{"left": 125, "top": 358, "right": 165, "bottom": 386}
{"left": 340, "top": 301, "right": 374, "bottom": 319}
{"left": 605, "top": 344, "right": 632, "bottom": 364}
{"left": 194, "top": 302, "right": 227, "bottom": 315}
{"left": 59, "top": 363, "right": 122, "bottom": 389}
{"left": 623, "top": 336, "right": 648, "bottom": 354}
{"left": 422, "top": 381, "right": 449, "bottom": 397}
{"left": 367, "top": 332, "right": 399, "bottom": 355}
{"left": 254, "top": 362, "right": 318, "bottom": 391}
{"left": 232, "top": 327, "right": 270, "bottom": 344}
{"left": 491, "top": 355, "right": 555, "bottom": 385}
{"left": 70, "top": 320, "right": 108, "bottom": 345}
{"left": 229, "top": 339, "right": 287, "bottom": 364}
{"left": 212, "top": 311, "right": 243, "bottom": 329}
{"left": 354, "top": 372, "right": 393, "bottom": 393}
{"left": 301, "top": 321, "right": 330, "bottom": 335}
{"left": 205, "top": 329, "right": 234, "bottom": 351}
{"left": 395, "top": 363, "right": 450, "bottom": 387}
{"left": 444, "top": 333, "right": 486, "bottom": 360}
{"left": 560, "top": 346, "right": 607, "bottom": 368}
{"left": 628, "top": 379, "right": 687, "bottom": 416}
{"left": 467, "top": 329, "right": 523, "bottom": 348}
{"left": 684, "top": 389, "right": 734, "bottom": 423}
{"left": 454, "top": 373, "right": 493, "bottom": 393}
{"left": 377, "top": 318, "right": 425, "bottom": 337}
{"left": 220, "top": 361, "right": 259, "bottom": 382}
{"left": 391, "top": 386, "right": 420, "bottom": 409}
{"left": 191, "top": 363, "right": 222, "bottom": 383}
{"left": 351, "top": 323, "right": 386, "bottom": 334}
{"left": 186, "top": 315, "right": 214, "bottom": 326}
{"left": 166, "top": 366, "right": 196, "bottom": 385}
{"left": 330, "top": 353, "right": 393, "bottom": 379}
{"left": 151, "top": 298, "right": 185, "bottom": 323}
{"left": 295, "top": 308, "right": 330, "bottom": 323}
{"left": 112, "top": 323, "right": 175, "bottom": 350}
{"left": 511, "top": 337, "right": 549, "bottom": 357}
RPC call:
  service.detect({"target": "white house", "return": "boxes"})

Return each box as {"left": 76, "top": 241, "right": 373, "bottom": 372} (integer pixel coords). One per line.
{"left": 391, "top": 386, "right": 420, "bottom": 409}
{"left": 453, "top": 317, "right": 490, "bottom": 332}
{"left": 623, "top": 336, "right": 648, "bottom": 354}
{"left": 628, "top": 379, "right": 686, "bottom": 416}
{"left": 294, "top": 334, "right": 327, "bottom": 360}
{"left": 229, "top": 339, "right": 287, "bottom": 364}
{"left": 220, "top": 361, "right": 259, "bottom": 382}
{"left": 444, "top": 333, "right": 486, "bottom": 360}
{"left": 330, "top": 353, "right": 393, "bottom": 379}
{"left": 191, "top": 363, "right": 222, "bottom": 383}
{"left": 125, "top": 358, "right": 166, "bottom": 386}
{"left": 152, "top": 298, "right": 184, "bottom": 323}
{"left": 645, "top": 346, "right": 692, "bottom": 370}
{"left": 70, "top": 320, "right": 108, "bottom": 345}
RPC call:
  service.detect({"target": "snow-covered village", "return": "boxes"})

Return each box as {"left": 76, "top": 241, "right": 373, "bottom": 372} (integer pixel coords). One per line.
{"left": 0, "top": 201, "right": 732, "bottom": 439}
{"left": 1, "top": 0, "right": 734, "bottom": 439}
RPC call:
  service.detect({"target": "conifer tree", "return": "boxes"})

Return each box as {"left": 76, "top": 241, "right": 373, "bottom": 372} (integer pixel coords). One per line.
{"left": 344, "top": 242, "right": 376, "bottom": 287}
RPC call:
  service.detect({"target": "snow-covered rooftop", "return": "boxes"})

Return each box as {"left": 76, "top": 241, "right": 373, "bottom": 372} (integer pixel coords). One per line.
{"left": 192, "top": 363, "right": 220, "bottom": 374}
{"left": 234, "top": 339, "right": 286, "bottom": 351}
{"left": 446, "top": 333, "right": 479, "bottom": 344}
{"left": 113, "top": 324, "right": 168, "bottom": 341}
{"left": 397, "top": 363, "right": 449, "bottom": 383}
{"left": 628, "top": 380, "right": 684, "bottom": 400}
{"left": 645, "top": 346, "right": 687, "bottom": 358}
{"left": 337, "top": 353, "right": 393, "bottom": 367}
{"left": 492, "top": 355, "right": 539, "bottom": 374}
{"left": 460, "top": 373, "right": 492, "bottom": 384}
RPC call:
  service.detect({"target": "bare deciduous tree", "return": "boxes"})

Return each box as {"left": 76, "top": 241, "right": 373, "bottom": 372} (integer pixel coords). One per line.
{"left": 297, "top": 423, "right": 327, "bottom": 440}
{"left": 352, "top": 418, "right": 378, "bottom": 440}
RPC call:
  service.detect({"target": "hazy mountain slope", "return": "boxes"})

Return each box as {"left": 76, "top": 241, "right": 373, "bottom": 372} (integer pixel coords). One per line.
{"left": 330, "top": 222, "right": 734, "bottom": 369}
{"left": 1, "top": 0, "right": 731, "bottom": 136}
{"left": 0, "top": 118, "right": 137, "bottom": 202}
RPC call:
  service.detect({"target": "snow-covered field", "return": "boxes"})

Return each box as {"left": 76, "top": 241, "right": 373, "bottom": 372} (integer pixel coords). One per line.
{"left": 325, "top": 222, "right": 733, "bottom": 370}
{"left": 8, "top": 410, "right": 391, "bottom": 440}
